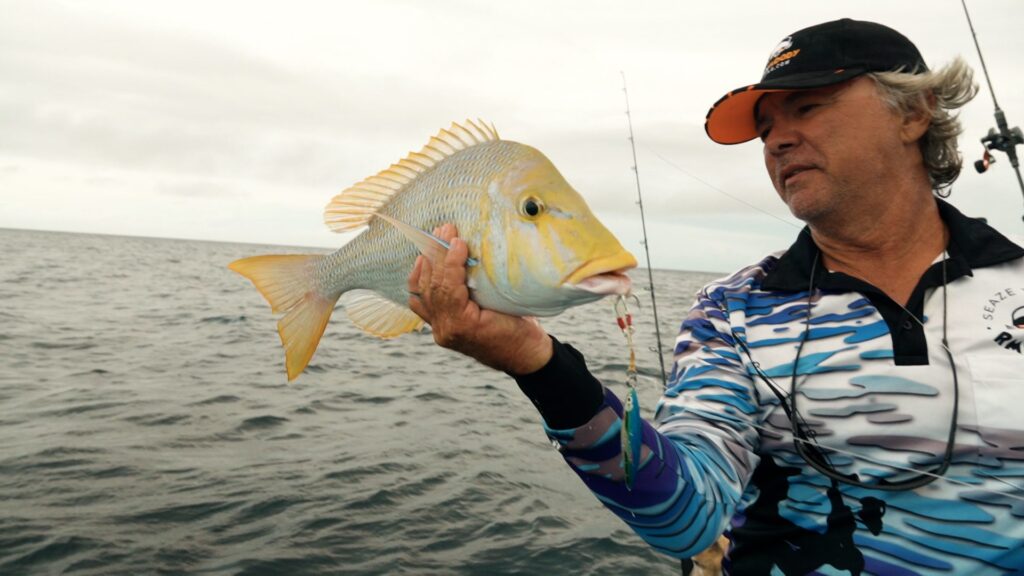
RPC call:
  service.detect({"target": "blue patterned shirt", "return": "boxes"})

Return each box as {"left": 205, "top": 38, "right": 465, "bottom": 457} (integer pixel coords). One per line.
{"left": 517, "top": 200, "right": 1024, "bottom": 575}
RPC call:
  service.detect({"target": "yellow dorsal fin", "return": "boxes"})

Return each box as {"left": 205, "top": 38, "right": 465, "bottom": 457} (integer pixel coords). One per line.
{"left": 340, "top": 290, "right": 425, "bottom": 338}
{"left": 324, "top": 119, "right": 500, "bottom": 233}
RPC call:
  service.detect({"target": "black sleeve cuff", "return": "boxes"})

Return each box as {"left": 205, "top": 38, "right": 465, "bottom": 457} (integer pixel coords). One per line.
{"left": 512, "top": 336, "right": 605, "bottom": 429}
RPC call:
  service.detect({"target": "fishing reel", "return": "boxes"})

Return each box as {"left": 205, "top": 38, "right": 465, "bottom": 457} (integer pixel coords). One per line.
{"left": 974, "top": 109, "right": 1024, "bottom": 174}
{"left": 974, "top": 149, "right": 996, "bottom": 173}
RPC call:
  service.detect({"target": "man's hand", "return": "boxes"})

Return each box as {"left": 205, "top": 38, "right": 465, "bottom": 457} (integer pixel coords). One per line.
{"left": 407, "top": 223, "right": 553, "bottom": 375}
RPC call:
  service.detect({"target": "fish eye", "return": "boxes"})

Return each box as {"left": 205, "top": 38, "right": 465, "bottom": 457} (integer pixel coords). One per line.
{"left": 521, "top": 197, "right": 544, "bottom": 218}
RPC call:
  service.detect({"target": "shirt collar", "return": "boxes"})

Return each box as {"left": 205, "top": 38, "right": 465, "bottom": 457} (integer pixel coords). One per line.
{"left": 761, "top": 198, "right": 1024, "bottom": 291}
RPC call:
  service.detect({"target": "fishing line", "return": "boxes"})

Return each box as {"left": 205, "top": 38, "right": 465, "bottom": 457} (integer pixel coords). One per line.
{"left": 740, "top": 420, "right": 1024, "bottom": 500}
{"left": 600, "top": 404, "right": 1024, "bottom": 509}
{"left": 653, "top": 251, "right": 1024, "bottom": 499}
{"left": 634, "top": 382, "right": 1024, "bottom": 502}
{"left": 732, "top": 251, "right": 960, "bottom": 490}
{"left": 614, "top": 293, "right": 644, "bottom": 491}
{"left": 787, "top": 255, "right": 959, "bottom": 491}
{"left": 641, "top": 143, "right": 802, "bottom": 231}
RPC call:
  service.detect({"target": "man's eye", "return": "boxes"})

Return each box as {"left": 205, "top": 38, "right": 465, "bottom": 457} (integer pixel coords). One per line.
{"left": 759, "top": 128, "right": 771, "bottom": 142}
{"left": 798, "top": 103, "right": 819, "bottom": 114}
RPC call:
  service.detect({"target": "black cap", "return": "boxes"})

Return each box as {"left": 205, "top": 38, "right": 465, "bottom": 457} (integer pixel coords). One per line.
{"left": 704, "top": 18, "right": 928, "bottom": 145}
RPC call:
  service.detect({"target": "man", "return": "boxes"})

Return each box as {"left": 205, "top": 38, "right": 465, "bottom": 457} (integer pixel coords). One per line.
{"left": 409, "top": 19, "right": 1024, "bottom": 575}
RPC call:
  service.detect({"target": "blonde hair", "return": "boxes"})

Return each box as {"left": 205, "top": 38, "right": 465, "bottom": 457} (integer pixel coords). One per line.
{"left": 867, "top": 57, "right": 979, "bottom": 189}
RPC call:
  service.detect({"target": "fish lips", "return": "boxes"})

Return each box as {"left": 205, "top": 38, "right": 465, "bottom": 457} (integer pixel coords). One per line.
{"left": 564, "top": 252, "right": 638, "bottom": 295}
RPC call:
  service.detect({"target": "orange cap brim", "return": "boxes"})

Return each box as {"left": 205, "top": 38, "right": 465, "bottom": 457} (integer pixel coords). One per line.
{"left": 704, "top": 68, "right": 868, "bottom": 145}
{"left": 704, "top": 86, "right": 788, "bottom": 145}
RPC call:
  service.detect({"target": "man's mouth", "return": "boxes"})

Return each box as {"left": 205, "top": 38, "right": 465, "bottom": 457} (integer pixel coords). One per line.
{"left": 781, "top": 164, "right": 815, "bottom": 186}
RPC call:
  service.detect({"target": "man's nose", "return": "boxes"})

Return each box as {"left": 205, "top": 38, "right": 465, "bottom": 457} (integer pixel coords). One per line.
{"left": 764, "top": 119, "right": 800, "bottom": 155}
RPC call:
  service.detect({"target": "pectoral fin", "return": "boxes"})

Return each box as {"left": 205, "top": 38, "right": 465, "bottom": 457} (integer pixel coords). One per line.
{"left": 374, "top": 213, "right": 479, "bottom": 267}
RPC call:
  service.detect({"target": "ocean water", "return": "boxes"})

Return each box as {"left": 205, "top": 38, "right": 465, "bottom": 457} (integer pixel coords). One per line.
{"left": 0, "top": 228, "right": 720, "bottom": 575}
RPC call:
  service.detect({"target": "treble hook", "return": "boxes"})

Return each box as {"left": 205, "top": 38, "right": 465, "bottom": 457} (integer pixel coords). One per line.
{"left": 614, "top": 292, "right": 643, "bottom": 327}
{"left": 614, "top": 293, "right": 644, "bottom": 491}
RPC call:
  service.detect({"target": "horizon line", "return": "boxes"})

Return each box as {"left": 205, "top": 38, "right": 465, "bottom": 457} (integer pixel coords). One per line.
{"left": 0, "top": 226, "right": 724, "bottom": 275}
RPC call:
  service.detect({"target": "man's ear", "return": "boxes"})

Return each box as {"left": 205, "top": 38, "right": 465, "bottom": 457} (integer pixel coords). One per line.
{"left": 901, "top": 92, "right": 935, "bottom": 143}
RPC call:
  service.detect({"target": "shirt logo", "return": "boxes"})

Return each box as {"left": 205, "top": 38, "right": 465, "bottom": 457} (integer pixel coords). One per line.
{"left": 981, "top": 288, "right": 1024, "bottom": 354}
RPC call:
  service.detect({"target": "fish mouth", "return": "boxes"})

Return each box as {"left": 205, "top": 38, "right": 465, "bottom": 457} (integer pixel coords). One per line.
{"left": 564, "top": 251, "right": 638, "bottom": 295}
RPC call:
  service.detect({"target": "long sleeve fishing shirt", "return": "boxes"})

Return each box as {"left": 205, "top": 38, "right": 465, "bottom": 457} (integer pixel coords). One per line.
{"left": 516, "top": 199, "right": 1024, "bottom": 575}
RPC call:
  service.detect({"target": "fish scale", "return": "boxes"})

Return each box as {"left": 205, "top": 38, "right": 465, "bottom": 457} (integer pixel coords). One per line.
{"left": 319, "top": 140, "right": 527, "bottom": 305}
{"left": 229, "top": 120, "right": 636, "bottom": 380}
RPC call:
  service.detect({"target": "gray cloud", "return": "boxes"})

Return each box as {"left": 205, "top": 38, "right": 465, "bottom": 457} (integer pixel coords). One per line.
{"left": 1, "top": 0, "right": 1022, "bottom": 271}
{"left": 158, "top": 180, "right": 242, "bottom": 199}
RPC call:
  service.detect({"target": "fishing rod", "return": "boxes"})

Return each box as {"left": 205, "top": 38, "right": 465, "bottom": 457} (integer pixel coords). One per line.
{"left": 961, "top": 0, "right": 1024, "bottom": 224}
{"left": 620, "top": 72, "right": 667, "bottom": 389}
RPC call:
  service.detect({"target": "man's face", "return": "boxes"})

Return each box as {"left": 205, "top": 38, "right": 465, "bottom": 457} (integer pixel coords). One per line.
{"left": 755, "top": 77, "right": 912, "bottom": 225}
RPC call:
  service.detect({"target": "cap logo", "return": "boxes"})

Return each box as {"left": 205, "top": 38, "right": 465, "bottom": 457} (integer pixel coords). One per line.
{"left": 769, "top": 36, "right": 793, "bottom": 60}
{"left": 765, "top": 36, "right": 800, "bottom": 76}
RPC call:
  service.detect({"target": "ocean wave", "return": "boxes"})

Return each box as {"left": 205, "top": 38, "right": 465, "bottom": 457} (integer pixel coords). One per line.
{"left": 0, "top": 229, "right": 694, "bottom": 575}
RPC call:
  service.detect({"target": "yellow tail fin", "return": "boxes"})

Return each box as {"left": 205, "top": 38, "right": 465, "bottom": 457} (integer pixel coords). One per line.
{"left": 228, "top": 255, "right": 339, "bottom": 381}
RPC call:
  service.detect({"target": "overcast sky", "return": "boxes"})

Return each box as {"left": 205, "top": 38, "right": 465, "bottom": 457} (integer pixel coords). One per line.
{"left": 2, "top": 0, "right": 1022, "bottom": 272}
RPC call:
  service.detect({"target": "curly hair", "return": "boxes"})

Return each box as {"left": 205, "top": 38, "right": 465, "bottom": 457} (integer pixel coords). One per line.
{"left": 868, "top": 57, "right": 979, "bottom": 190}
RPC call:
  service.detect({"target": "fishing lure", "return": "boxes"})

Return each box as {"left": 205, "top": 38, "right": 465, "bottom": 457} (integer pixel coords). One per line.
{"left": 614, "top": 294, "right": 643, "bottom": 491}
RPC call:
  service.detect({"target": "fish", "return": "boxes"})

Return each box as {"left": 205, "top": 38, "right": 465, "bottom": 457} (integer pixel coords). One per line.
{"left": 229, "top": 119, "right": 637, "bottom": 380}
